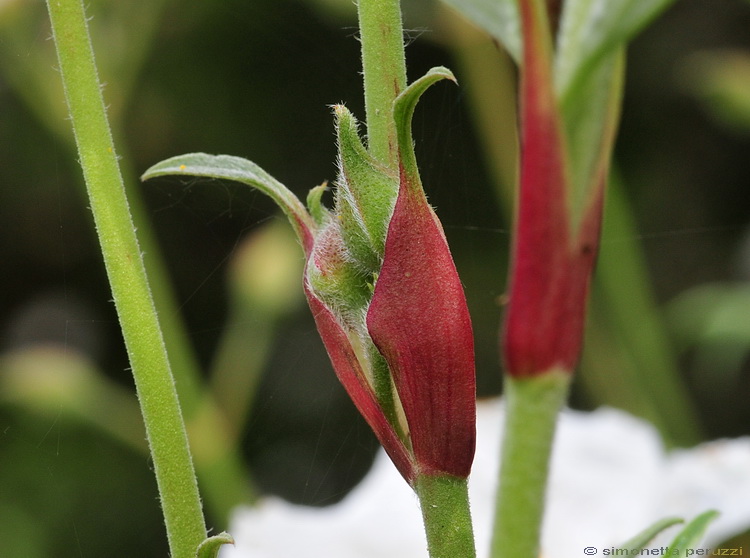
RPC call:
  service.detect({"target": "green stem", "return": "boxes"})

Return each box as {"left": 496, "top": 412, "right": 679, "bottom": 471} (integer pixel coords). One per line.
{"left": 357, "top": 0, "right": 408, "bottom": 167}
{"left": 415, "top": 474, "right": 476, "bottom": 558}
{"left": 45, "top": 1, "right": 206, "bottom": 556}
{"left": 491, "top": 370, "right": 571, "bottom": 558}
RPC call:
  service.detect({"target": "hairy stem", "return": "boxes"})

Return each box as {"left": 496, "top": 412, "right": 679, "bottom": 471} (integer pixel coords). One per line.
{"left": 357, "top": 0, "right": 408, "bottom": 167}
{"left": 45, "top": 1, "right": 206, "bottom": 556}
{"left": 415, "top": 474, "right": 476, "bottom": 558}
{"left": 491, "top": 370, "right": 571, "bottom": 558}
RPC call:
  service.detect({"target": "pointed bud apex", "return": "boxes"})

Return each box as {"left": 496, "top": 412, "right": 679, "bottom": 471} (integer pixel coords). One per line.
{"left": 306, "top": 182, "right": 330, "bottom": 227}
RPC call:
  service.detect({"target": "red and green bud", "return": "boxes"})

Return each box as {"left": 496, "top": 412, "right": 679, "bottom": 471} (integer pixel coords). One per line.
{"left": 502, "top": 0, "right": 622, "bottom": 378}
{"left": 143, "top": 66, "right": 476, "bottom": 485}
{"left": 305, "top": 67, "right": 476, "bottom": 482}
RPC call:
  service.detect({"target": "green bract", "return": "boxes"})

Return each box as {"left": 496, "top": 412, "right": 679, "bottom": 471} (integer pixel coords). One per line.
{"left": 334, "top": 105, "right": 399, "bottom": 272}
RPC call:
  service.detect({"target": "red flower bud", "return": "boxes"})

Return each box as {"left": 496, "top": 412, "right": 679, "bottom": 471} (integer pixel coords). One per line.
{"left": 366, "top": 164, "right": 476, "bottom": 478}
{"left": 502, "top": 0, "right": 611, "bottom": 378}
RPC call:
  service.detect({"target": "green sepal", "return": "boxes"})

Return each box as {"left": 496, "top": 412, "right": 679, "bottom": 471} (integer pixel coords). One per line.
{"left": 393, "top": 67, "right": 457, "bottom": 188}
{"left": 305, "top": 220, "right": 371, "bottom": 328}
{"left": 142, "top": 153, "right": 314, "bottom": 254}
{"left": 665, "top": 510, "right": 720, "bottom": 556}
{"left": 307, "top": 181, "right": 330, "bottom": 228}
{"left": 334, "top": 105, "right": 398, "bottom": 272}
{"left": 616, "top": 516, "right": 684, "bottom": 552}
{"left": 196, "top": 532, "right": 234, "bottom": 558}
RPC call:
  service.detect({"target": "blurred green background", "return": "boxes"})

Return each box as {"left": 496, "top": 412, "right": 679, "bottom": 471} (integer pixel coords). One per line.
{"left": 1, "top": 0, "right": 750, "bottom": 555}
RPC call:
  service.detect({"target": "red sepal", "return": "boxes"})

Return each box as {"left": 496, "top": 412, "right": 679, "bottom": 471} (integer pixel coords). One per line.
{"left": 304, "top": 283, "right": 416, "bottom": 482}
{"left": 366, "top": 167, "right": 476, "bottom": 478}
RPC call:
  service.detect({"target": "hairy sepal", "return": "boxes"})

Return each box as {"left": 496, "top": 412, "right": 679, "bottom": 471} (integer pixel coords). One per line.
{"left": 334, "top": 105, "right": 398, "bottom": 272}
{"left": 367, "top": 65, "right": 476, "bottom": 479}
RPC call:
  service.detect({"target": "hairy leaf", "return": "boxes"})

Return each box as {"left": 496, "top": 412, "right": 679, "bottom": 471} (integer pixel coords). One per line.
{"left": 196, "top": 533, "right": 234, "bottom": 558}
{"left": 143, "top": 153, "right": 314, "bottom": 254}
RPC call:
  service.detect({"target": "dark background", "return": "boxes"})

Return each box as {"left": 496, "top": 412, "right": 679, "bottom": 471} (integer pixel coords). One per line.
{"left": 1, "top": 0, "right": 749, "bottom": 555}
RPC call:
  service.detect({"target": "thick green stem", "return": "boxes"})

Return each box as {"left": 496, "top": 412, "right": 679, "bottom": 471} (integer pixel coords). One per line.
{"left": 415, "top": 474, "right": 476, "bottom": 558}
{"left": 45, "top": 1, "right": 206, "bottom": 556}
{"left": 491, "top": 370, "right": 571, "bottom": 558}
{"left": 357, "top": 0, "right": 408, "bottom": 167}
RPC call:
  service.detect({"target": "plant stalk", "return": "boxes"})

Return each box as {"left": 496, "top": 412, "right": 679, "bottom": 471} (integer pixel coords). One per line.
{"left": 357, "top": 0, "right": 408, "bottom": 168}
{"left": 491, "top": 370, "right": 571, "bottom": 558}
{"left": 415, "top": 474, "right": 476, "bottom": 558}
{"left": 357, "top": 1, "right": 477, "bottom": 554}
{"left": 45, "top": 1, "right": 207, "bottom": 556}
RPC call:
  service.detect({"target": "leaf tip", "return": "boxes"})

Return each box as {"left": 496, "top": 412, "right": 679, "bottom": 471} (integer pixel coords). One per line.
{"left": 196, "top": 532, "right": 234, "bottom": 558}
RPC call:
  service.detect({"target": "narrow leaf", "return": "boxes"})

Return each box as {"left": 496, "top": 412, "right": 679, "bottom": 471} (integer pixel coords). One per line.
{"left": 196, "top": 532, "right": 234, "bottom": 558}
{"left": 666, "top": 510, "right": 720, "bottom": 556}
{"left": 439, "top": 0, "right": 521, "bottom": 62}
{"left": 616, "top": 517, "right": 684, "bottom": 552}
{"left": 143, "top": 153, "right": 314, "bottom": 254}
{"left": 556, "top": 0, "right": 678, "bottom": 102}
{"left": 562, "top": 49, "right": 624, "bottom": 230}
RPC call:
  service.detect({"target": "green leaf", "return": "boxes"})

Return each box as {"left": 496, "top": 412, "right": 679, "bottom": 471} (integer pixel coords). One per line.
{"left": 561, "top": 49, "right": 624, "bottom": 230}
{"left": 142, "top": 153, "right": 314, "bottom": 254}
{"left": 393, "top": 66, "right": 456, "bottom": 187}
{"left": 439, "top": 0, "right": 521, "bottom": 62}
{"left": 556, "top": 0, "right": 678, "bottom": 103}
{"left": 616, "top": 516, "right": 684, "bottom": 552}
{"left": 196, "top": 532, "right": 234, "bottom": 558}
{"left": 306, "top": 182, "right": 330, "bottom": 227}
{"left": 666, "top": 510, "right": 720, "bottom": 556}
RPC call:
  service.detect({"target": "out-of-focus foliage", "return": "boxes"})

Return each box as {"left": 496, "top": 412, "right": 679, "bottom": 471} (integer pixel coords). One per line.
{"left": 1, "top": 0, "right": 750, "bottom": 555}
